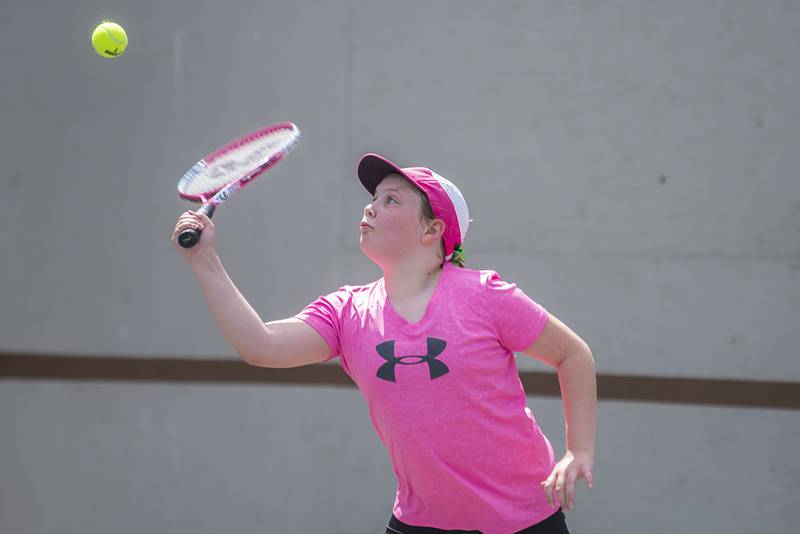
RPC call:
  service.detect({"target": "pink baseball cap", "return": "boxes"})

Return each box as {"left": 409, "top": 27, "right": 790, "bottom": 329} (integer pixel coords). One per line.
{"left": 357, "top": 153, "right": 472, "bottom": 261}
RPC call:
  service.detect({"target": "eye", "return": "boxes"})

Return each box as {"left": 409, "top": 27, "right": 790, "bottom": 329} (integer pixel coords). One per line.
{"left": 386, "top": 196, "right": 397, "bottom": 204}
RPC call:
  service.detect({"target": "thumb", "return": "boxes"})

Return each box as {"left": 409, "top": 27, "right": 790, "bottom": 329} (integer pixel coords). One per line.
{"left": 584, "top": 469, "right": 594, "bottom": 489}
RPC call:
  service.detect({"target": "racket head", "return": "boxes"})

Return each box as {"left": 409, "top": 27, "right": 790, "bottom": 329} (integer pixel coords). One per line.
{"left": 177, "top": 121, "right": 300, "bottom": 205}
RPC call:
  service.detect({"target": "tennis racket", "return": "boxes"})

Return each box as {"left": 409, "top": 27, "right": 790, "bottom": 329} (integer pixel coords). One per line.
{"left": 176, "top": 121, "right": 301, "bottom": 248}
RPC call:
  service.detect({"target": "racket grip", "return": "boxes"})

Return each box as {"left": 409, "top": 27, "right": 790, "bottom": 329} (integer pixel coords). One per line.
{"left": 178, "top": 204, "right": 216, "bottom": 248}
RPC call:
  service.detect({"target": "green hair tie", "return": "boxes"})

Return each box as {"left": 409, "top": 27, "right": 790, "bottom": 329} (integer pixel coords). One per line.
{"left": 450, "top": 244, "right": 466, "bottom": 266}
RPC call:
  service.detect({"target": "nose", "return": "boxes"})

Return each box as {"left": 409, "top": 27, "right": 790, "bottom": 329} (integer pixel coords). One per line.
{"left": 364, "top": 203, "right": 375, "bottom": 218}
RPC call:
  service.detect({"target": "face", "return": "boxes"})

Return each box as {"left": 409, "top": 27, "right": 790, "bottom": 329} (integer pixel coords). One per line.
{"left": 359, "top": 174, "right": 440, "bottom": 265}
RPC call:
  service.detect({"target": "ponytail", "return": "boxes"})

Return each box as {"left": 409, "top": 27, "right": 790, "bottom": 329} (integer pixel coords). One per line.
{"left": 449, "top": 244, "right": 466, "bottom": 268}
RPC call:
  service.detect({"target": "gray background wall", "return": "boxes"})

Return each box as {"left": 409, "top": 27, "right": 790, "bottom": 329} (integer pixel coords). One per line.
{"left": 1, "top": 1, "right": 799, "bottom": 533}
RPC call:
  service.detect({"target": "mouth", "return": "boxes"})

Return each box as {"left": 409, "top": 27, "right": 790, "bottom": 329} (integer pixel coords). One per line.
{"left": 360, "top": 222, "right": 373, "bottom": 230}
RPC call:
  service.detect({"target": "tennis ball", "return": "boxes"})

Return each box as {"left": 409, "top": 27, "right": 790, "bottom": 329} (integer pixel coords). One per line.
{"left": 91, "top": 21, "right": 127, "bottom": 58}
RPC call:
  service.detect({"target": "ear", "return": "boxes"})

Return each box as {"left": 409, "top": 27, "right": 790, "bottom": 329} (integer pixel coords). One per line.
{"left": 422, "top": 219, "right": 446, "bottom": 244}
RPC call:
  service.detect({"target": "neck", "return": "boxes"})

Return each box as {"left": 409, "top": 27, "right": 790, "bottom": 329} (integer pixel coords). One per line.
{"left": 383, "top": 259, "right": 444, "bottom": 302}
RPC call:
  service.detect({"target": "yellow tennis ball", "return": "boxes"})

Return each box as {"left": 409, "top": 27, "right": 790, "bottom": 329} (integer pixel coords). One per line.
{"left": 91, "top": 21, "right": 128, "bottom": 58}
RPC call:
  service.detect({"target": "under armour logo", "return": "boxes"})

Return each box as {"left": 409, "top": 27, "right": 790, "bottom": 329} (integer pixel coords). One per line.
{"left": 375, "top": 337, "right": 449, "bottom": 382}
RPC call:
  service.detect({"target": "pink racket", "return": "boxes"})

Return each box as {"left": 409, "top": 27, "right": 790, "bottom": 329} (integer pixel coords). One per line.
{"left": 176, "top": 121, "right": 301, "bottom": 248}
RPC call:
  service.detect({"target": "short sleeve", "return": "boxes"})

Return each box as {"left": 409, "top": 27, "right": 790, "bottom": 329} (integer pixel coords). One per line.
{"left": 483, "top": 271, "right": 549, "bottom": 352}
{"left": 293, "top": 287, "right": 351, "bottom": 361}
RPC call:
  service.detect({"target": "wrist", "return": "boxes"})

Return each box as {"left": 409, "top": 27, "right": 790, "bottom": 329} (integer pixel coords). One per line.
{"left": 188, "top": 250, "right": 223, "bottom": 274}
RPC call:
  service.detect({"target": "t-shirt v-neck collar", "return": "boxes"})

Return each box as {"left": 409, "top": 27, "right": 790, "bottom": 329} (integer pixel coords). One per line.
{"left": 381, "top": 262, "right": 451, "bottom": 329}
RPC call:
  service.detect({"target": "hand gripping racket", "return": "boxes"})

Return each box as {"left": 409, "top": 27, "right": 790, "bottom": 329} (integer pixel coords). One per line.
{"left": 176, "top": 121, "right": 301, "bottom": 248}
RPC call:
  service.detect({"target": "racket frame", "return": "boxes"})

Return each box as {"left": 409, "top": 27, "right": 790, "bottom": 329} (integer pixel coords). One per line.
{"left": 177, "top": 121, "right": 300, "bottom": 207}
{"left": 176, "top": 121, "right": 300, "bottom": 248}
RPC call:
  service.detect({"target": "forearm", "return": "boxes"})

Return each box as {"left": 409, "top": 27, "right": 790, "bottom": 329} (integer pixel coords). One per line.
{"left": 188, "top": 252, "right": 271, "bottom": 362}
{"left": 556, "top": 350, "right": 597, "bottom": 455}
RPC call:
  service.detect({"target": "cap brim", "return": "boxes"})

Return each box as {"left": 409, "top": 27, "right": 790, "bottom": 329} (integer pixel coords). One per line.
{"left": 357, "top": 153, "right": 410, "bottom": 195}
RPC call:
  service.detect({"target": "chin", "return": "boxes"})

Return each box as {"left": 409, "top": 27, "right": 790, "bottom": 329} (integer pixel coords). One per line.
{"left": 360, "top": 243, "right": 388, "bottom": 265}
{"left": 358, "top": 241, "right": 375, "bottom": 260}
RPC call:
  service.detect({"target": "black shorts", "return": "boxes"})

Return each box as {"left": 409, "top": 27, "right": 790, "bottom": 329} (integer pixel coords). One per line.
{"left": 384, "top": 508, "right": 569, "bottom": 534}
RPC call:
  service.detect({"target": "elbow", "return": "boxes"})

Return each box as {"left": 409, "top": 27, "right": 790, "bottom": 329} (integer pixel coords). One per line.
{"left": 239, "top": 351, "right": 258, "bottom": 367}
{"left": 239, "top": 347, "right": 275, "bottom": 368}
{"left": 237, "top": 329, "right": 276, "bottom": 368}
{"left": 576, "top": 341, "right": 594, "bottom": 366}
{"left": 241, "top": 355, "right": 273, "bottom": 368}
{"left": 557, "top": 348, "right": 594, "bottom": 371}
{"left": 240, "top": 352, "right": 258, "bottom": 367}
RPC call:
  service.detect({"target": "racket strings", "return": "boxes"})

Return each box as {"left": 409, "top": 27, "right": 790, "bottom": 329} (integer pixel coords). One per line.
{"left": 178, "top": 128, "right": 298, "bottom": 197}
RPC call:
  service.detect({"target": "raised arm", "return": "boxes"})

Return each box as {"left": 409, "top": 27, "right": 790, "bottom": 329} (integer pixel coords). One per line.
{"left": 171, "top": 211, "right": 330, "bottom": 368}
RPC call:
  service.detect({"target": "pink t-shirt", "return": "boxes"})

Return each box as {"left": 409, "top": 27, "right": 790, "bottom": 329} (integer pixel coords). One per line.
{"left": 294, "top": 261, "right": 560, "bottom": 533}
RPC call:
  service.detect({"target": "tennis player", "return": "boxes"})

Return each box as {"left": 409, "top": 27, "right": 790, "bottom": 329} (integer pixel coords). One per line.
{"left": 171, "top": 153, "right": 597, "bottom": 534}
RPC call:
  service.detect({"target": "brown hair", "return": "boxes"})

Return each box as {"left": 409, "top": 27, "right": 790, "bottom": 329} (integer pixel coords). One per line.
{"left": 411, "top": 187, "right": 466, "bottom": 268}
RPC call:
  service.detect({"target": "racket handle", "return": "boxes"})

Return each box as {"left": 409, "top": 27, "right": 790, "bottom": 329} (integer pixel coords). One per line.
{"left": 178, "top": 204, "right": 216, "bottom": 248}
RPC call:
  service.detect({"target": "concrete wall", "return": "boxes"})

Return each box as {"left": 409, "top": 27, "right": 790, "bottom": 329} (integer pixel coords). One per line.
{"left": 2, "top": 1, "right": 798, "bottom": 532}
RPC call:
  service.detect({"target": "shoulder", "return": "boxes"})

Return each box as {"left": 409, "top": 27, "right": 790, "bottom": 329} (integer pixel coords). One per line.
{"left": 445, "top": 265, "right": 512, "bottom": 301}
{"left": 336, "top": 277, "right": 381, "bottom": 296}
{"left": 316, "top": 278, "right": 381, "bottom": 312}
{"left": 474, "top": 267, "right": 529, "bottom": 303}
{"left": 451, "top": 265, "right": 514, "bottom": 292}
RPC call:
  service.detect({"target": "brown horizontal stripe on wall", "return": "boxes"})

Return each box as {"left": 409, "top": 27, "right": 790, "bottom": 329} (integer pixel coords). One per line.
{"left": 1, "top": 353, "right": 798, "bottom": 410}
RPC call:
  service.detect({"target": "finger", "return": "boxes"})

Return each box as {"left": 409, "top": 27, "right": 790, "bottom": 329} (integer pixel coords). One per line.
{"left": 585, "top": 468, "right": 594, "bottom": 489}
{"left": 179, "top": 212, "right": 205, "bottom": 224}
{"left": 540, "top": 477, "right": 554, "bottom": 509}
{"left": 547, "top": 480, "right": 556, "bottom": 509}
{"left": 556, "top": 473, "right": 565, "bottom": 508}
{"left": 177, "top": 216, "right": 203, "bottom": 226}
{"left": 540, "top": 480, "right": 550, "bottom": 509}
{"left": 175, "top": 221, "right": 203, "bottom": 233}
{"left": 564, "top": 468, "right": 579, "bottom": 511}
{"left": 176, "top": 216, "right": 200, "bottom": 228}
{"left": 195, "top": 212, "right": 215, "bottom": 227}
{"left": 555, "top": 472, "right": 566, "bottom": 510}
{"left": 172, "top": 225, "right": 203, "bottom": 244}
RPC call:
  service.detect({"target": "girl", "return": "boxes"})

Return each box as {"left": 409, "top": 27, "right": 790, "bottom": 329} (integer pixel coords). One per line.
{"left": 171, "top": 153, "right": 597, "bottom": 534}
